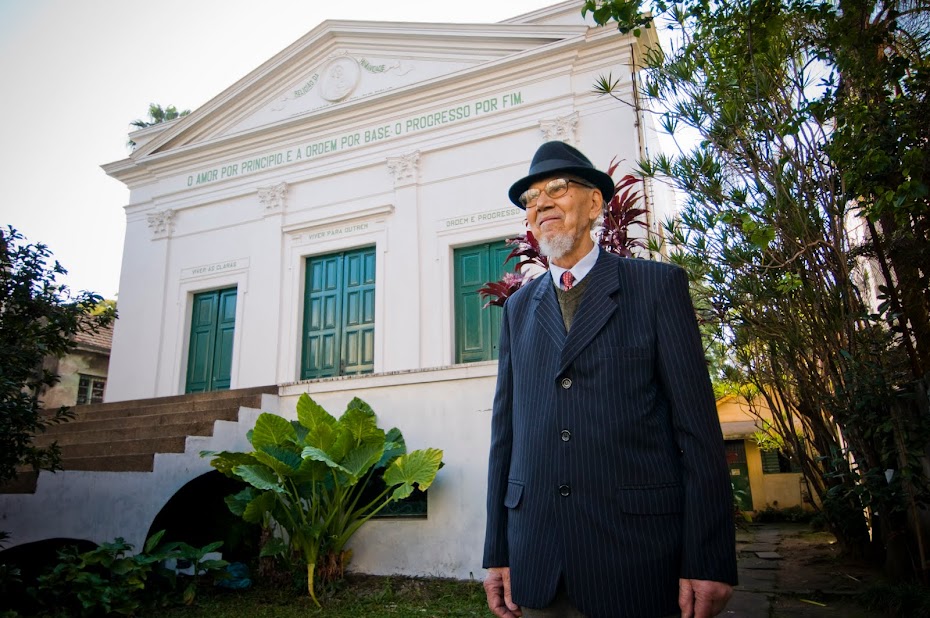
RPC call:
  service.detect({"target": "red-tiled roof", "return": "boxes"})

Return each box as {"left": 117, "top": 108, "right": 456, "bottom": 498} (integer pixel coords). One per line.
{"left": 73, "top": 321, "right": 114, "bottom": 352}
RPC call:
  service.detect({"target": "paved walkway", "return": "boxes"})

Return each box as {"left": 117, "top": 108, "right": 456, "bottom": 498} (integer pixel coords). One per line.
{"left": 723, "top": 524, "right": 782, "bottom": 616}
{"left": 723, "top": 523, "right": 872, "bottom": 618}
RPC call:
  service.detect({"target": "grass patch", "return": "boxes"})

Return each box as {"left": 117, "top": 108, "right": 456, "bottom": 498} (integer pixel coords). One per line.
{"left": 148, "top": 574, "right": 489, "bottom": 618}
{"left": 856, "top": 581, "right": 930, "bottom": 618}
{"left": 751, "top": 505, "right": 816, "bottom": 524}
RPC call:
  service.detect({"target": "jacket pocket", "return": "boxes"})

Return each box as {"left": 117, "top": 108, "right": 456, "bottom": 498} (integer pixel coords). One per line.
{"left": 615, "top": 484, "right": 683, "bottom": 515}
{"left": 504, "top": 480, "right": 524, "bottom": 509}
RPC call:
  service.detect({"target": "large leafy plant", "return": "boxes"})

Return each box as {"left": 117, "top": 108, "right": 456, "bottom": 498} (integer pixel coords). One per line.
{"left": 31, "top": 531, "right": 227, "bottom": 617}
{"left": 204, "top": 394, "right": 443, "bottom": 606}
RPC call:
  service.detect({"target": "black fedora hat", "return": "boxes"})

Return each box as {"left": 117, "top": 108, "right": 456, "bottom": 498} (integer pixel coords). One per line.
{"left": 508, "top": 141, "right": 615, "bottom": 208}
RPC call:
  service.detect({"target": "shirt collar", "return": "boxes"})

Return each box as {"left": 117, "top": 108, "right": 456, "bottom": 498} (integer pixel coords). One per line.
{"left": 549, "top": 243, "right": 600, "bottom": 288}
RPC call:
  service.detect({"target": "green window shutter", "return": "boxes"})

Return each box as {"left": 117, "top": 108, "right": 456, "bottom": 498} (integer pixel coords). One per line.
{"left": 302, "top": 247, "right": 376, "bottom": 380}
{"left": 186, "top": 287, "right": 237, "bottom": 393}
{"left": 302, "top": 255, "right": 342, "bottom": 378}
{"left": 342, "top": 248, "right": 376, "bottom": 375}
{"left": 211, "top": 288, "right": 238, "bottom": 390}
{"left": 453, "top": 239, "right": 509, "bottom": 364}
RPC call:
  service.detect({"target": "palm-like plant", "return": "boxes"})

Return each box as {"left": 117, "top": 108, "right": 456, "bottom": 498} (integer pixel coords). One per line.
{"left": 127, "top": 103, "right": 190, "bottom": 149}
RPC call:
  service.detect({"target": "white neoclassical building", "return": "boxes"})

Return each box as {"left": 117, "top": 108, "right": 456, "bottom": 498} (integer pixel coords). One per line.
{"left": 103, "top": 0, "right": 662, "bottom": 403}
{"left": 3, "top": 1, "right": 670, "bottom": 580}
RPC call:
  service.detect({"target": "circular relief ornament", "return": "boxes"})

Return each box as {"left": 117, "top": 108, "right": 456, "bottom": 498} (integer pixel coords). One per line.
{"left": 319, "top": 56, "right": 361, "bottom": 102}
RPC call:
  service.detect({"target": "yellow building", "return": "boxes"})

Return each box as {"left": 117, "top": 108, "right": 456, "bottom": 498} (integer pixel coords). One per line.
{"left": 717, "top": 395, "right": 813, "bottom": 513}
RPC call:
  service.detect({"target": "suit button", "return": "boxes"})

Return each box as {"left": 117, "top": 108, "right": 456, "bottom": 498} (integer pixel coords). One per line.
{"left": 560, "top": 430, "right": 571, "bottom": 442}
{"left": 560, "top": 377, "right": 572, "bottom": 389}
{"left": 559, "top": 484, "right": 571, "bottom": 497}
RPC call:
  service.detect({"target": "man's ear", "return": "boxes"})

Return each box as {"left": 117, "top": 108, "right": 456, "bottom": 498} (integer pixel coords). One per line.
{"left": 588, "top": 189, "right": 603, "bottom": 221}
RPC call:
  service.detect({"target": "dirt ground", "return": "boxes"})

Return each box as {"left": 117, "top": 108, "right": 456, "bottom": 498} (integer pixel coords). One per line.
{"left": 762, "top": 523, "right": 886, "bottom": 617}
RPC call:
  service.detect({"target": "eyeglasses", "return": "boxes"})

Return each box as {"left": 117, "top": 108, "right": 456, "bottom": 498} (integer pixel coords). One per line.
{"left": 519, "top": 178, "right": 596, "bottom": 208}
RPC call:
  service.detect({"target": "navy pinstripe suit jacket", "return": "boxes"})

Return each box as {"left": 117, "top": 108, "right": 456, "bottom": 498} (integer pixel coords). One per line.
{"left": 483, "top": 250, "right": 738, "bottom": 618}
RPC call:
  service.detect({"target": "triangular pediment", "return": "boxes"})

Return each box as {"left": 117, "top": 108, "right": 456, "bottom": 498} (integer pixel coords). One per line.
{"left": 131, "top": 16, "right": 589, "bottom": 157}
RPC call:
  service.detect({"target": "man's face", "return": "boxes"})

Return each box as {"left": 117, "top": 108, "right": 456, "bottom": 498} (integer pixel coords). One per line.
{"left": 524, "top": 176, "right": 601, "bottom": 264}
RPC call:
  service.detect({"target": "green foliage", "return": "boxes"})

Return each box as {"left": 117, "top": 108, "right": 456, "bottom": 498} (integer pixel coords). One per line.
{"left": 585, "top": 0, "right": 930, "bottom": 574}
{"left": 204, "top": 394, "right": 443, "bottom": 606}
{"left": 857, "top": 581, "right": 930, "bottom": 617}
{"left": 127, "top": 103, "right": 191, "bottom": 149}
{"left": 753, "top": 505, "right": 815, "bottom": 524}
{"left": 0, "top": 227, "right": 116, "bottom": 486}
{"left": 130, "top": 103, "right": 190, "bottom": 130}
{"left": 31, "top": 532, "right": 228, "bottom": 617}
{"left": 731, "top": 483, "right": 753, "bottom": 529}
{"left": 149, "top": 575, "right": 489, "bottom": 618}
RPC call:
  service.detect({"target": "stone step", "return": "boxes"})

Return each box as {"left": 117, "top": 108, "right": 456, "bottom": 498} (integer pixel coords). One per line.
{"left": 3, "top": 386, "right": 278, "bottom": 494}
{"left": 33, "top": 419, "right": 219, "bottom": 447}
{"left": 36, "top": 408, "right": 240, "bottom": 439}
{"left": 65, "top": 385, "right": 277, "bottom": 416}
{"left": 64, "top": 389, "right": 273, "bottom": 422}
{"left": 58, "top": 436, "right": 188, "bottom": 459}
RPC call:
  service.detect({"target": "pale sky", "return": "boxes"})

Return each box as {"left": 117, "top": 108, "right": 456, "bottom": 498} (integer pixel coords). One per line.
{"left": 0, "top": 0, "right": 564, "bottom": 298}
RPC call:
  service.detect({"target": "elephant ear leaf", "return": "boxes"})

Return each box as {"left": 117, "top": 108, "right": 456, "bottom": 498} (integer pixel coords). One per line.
{"left": 251, "top": 413, "right": 297, "bottom": 450}
{"left": 377, "top": 427, "right": 406, "bottom": 469}
{"left": 297, "top": 394, "right": 339, "bottom": 451}
{"left": 383, "top": 448, "right": 443, "bottom": 501}
{"left": 254, "top": 445, "right": 303, "bottom": 478}
{"left": 207, "top": 451, "right": 257, "bottom": 479}
{"left": 339, "top": 399, "right": 381, "bottom": 447}
{"left": 225, "top": 487, "right": 259, "bottom": 517}
{"left": 234, "top": 464, "right": 284, "bottom": 492}
{"left": 243, "top": 490, "right": 277, "bottom": 524}
{"left": 301, "top": 446, "right": 353, "bottom": 476}
{"left": 340, "top": 440, "right": 385, "bottom": 482}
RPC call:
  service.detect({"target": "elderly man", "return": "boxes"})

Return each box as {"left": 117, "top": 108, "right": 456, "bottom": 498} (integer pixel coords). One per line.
{"left": 483, "top": 141, "right": 737, "bottom": 618}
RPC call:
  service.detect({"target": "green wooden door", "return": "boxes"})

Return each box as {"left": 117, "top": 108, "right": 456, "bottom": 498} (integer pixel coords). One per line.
{"left": 725, "top": 440, "right": 754, "bottom": 511}
{"left": 186, "top": 287, "right": 237, "bottom": 393}
{"left": 302, "top": 247, "right": 376, "bottom": 379}
{"left": 454, "top": 240, "right": 510, "bottom": 364}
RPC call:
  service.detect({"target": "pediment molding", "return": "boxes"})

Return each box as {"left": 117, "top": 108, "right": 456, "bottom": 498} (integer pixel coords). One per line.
{"left": 127, "top": 21, "right": 589, "bottom": 159}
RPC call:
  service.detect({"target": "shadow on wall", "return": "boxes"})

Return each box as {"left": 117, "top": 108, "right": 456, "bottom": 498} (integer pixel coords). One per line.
{"left": 147, "top": 471, "right": 261, "bottom": 563}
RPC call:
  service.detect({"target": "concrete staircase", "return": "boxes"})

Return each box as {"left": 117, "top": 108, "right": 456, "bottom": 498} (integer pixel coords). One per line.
{"left": 2, "top": 386, "right": 278, "bottom": 494}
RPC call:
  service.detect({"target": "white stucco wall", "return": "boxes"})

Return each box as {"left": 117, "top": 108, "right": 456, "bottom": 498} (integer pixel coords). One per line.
{"left": 1, "top": 369, "right": 496, "bottom": 581}
{"left": 102, "top": 2, "right": 654, "bottom": 403}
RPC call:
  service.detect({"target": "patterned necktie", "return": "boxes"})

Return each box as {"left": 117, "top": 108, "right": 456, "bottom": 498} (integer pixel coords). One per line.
{"left": 561, "top": 271, "right": 575, "bottom": 291}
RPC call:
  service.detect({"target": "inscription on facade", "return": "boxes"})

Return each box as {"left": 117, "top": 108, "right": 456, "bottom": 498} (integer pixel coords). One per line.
{"left": 303, "top": 222, "right": 369, "bottom": 241}
{"left": 181, "top": 90, "right": 524, "bottom": 188}
{"left": 443, "top": 208, "right": 520, "bottom": 230}
{"left": 181, "top": 258, "right": 249, "bottom": 280}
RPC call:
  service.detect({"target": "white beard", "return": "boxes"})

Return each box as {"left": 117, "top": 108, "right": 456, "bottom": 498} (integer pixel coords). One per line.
{"left": 537, "top": 231, "right": 575, "bottom": 259}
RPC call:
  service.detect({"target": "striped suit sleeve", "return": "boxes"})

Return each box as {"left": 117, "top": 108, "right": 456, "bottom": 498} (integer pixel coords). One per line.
{"left": 483, "top": 299, "right": 514, "bottom": 568}
{"left": 657, "top": 265, "right": 738, "bottom": 584}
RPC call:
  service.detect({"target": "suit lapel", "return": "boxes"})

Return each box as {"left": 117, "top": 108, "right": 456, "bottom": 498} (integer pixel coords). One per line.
{"left": 531, "top": 274, "right": 567, "bottom": 349}
{"left": 558, "top": 252, "right": 621, "bottom": 376}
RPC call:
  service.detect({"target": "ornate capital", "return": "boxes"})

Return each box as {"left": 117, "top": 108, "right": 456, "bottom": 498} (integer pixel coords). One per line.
{"left": 387, "top": 151, "right": 420, "bottom": 186}
{"left": 258, "top": 182, "right": 288, "bottom": 214}
{"left": 539, "top": 112, "right": 580, "bottom": 144}
{"left": 146, "top": 209, "right": 175, "bottom": 239}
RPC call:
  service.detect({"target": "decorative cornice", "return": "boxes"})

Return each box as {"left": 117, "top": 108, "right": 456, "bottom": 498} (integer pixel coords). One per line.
{"left": 386, "top": 151, "right": 420, "bottom": 186}
{"left": 258, "top": 181, "right": 288, "bottom": 214}
{"left": 539, "top": 111, "right": 579, "bottom": 144}
{"left": 146, "top": 209, "right": 175, "bottom": 239}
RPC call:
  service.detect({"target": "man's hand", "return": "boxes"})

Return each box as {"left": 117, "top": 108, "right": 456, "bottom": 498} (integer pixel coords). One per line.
{"left": 679, "top": 578, "right": 733, "bottom": 618}
{"left": 484, "top": 567, "right": 522, "bottom": 618}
